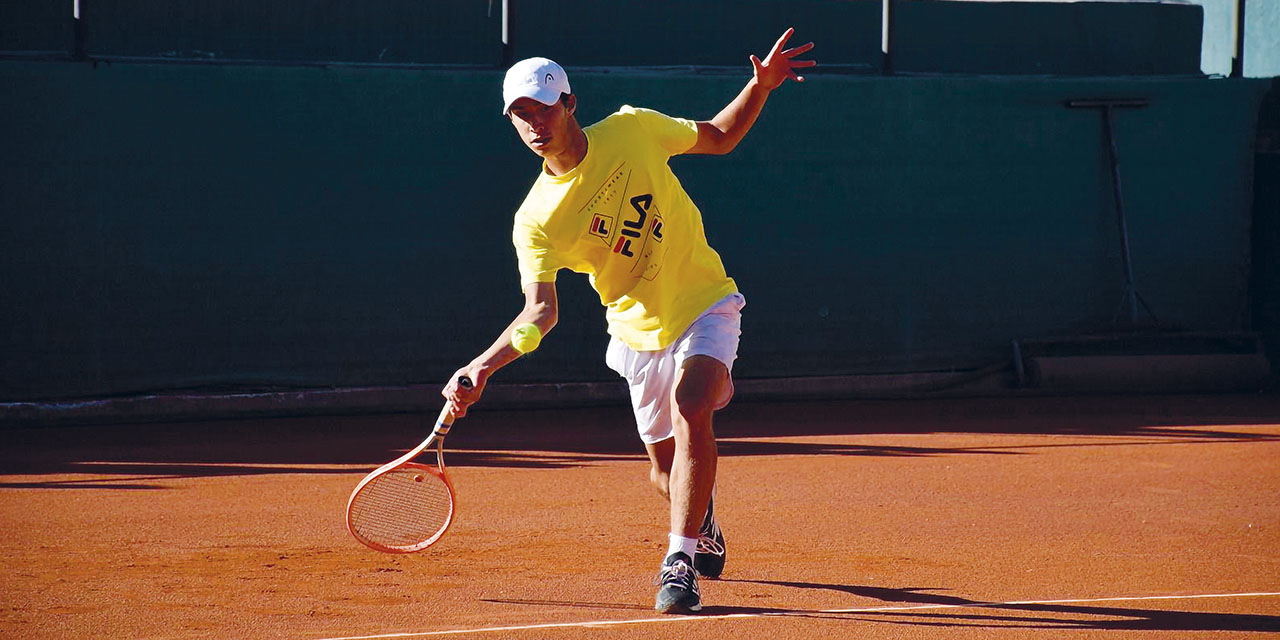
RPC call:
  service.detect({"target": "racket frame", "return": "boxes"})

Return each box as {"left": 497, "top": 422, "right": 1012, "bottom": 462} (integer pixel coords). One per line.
{"left": 345, "top": 380, "right": 469, "bottom": 553}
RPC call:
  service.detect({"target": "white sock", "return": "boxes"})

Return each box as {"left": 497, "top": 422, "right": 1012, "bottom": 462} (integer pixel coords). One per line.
{"left": 666, "top": 533, "right": 699, "bottom": 562}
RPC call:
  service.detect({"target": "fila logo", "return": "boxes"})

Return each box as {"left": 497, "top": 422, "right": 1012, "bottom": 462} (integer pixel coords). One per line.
{"left": 613, "top": 194, "right": 652, "bottom": 258}
{"left": 590, "top": 214, "right": 612, "bottom": 238}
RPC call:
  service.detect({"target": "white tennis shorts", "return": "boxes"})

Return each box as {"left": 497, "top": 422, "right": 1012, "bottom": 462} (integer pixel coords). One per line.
{"left": 605, "top": 292, "right": 745, "bottom": 444}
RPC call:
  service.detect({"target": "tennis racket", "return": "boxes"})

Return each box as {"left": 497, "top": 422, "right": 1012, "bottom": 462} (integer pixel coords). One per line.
{"left": 346, "top": 376, "right": 472, "bottom": 553}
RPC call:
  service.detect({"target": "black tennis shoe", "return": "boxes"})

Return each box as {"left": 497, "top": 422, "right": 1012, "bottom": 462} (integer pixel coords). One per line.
{"left": 654, "top": 552, "right": 701, "bottom": 614}
{"left": 693, "top": 498, "right": 726, "bottom": 578}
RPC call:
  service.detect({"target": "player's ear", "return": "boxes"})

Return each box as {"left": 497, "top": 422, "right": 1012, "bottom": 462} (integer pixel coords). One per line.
{"left": 562, "top": 93, "right": 577, "bottom": 116}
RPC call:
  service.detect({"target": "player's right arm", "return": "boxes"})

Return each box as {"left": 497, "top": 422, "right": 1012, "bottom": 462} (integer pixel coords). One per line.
{"left": 443, "top": 281, "right": 558, "bottom": 417}
{"left": 687, "top": 28, "right": 816, "bottom": 156}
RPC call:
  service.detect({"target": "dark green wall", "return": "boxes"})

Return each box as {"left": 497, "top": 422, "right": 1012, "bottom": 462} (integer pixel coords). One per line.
{"left": 81, "top": 0, "right": 501, "bottom": 65}
{"left": 4, "top": 0, "right": 1203, "bottom": 77}
{"left": 892, "top": 1, "right": 1203, "bottom": 76}
{"left": 1253, "top": 79, "right": 1280, "bottom": 370}
{"left": 0, "top": 0, "right": 72, "bottom": 55}
{"left": 0, "top": 61, "right": 1269, "bottom": 401}
{"left": 511, "top": 0, "right": 881, "bottom": 72}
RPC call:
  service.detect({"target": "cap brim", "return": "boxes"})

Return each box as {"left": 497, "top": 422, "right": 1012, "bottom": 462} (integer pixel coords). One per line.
{"left": 503, "top": 86, "right": 562, "bottom": 115}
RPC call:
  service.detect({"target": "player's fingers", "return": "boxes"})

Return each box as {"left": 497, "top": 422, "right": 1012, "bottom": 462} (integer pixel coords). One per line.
{"left": 445, "top": 389, "right": 475, "bottom": 416}
{"left": 442, "top": 375, "right": 475, "bottom": 406}
{"left": 783, "top": 41, "right": 815, "bottom": 58}
{"left": 442, "top": 392, "right": 461, "bottom": 415}
{"left": 769, "top": 27, "right": 795, "bottom": 58}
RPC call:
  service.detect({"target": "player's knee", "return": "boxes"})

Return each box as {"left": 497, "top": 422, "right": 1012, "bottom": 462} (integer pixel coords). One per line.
{"left": 673, "top": 357, "right": 728, "bottom": 424}
{"left": 672, "top": 387, "right": 720, "bottom": 439}
{"left": 673, "top": 401, "right": 715, "bottom": 435}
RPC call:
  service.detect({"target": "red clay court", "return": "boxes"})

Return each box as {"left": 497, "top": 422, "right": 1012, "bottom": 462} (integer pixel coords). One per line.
{"left": 3, "top": 393, "right": 1279, "bottom": 639}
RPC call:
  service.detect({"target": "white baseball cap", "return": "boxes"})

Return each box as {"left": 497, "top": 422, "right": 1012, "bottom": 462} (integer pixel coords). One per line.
{"left": 502, "top": 57, "right": 571, "bottom": 115}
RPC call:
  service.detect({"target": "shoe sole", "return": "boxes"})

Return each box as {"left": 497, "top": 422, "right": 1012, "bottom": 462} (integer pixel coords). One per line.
{"left": 655, "top": 599, "right": 703, "bottom": 614}
{"left": 655, "top": 589, "right": 702, "bottom": 614}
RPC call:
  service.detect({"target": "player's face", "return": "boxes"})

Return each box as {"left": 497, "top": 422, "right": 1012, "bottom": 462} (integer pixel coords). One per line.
{"left": 507, "top": 96, "right": 575, "bottom": 159}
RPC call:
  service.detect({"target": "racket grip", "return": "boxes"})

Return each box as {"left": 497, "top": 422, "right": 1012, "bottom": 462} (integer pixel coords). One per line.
{"left": 435, "top": 375, "right": 474, "bottom": 435}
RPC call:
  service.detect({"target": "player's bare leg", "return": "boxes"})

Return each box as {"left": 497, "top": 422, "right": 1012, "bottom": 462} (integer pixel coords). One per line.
{"left": 652, "top": 355, "right": 728, "bottom": 613}
{"left": 642, "top": 356, "right": 724, "bottom": 529}
{"left": 668, "top": 355, "right": 724, "bottom": 539}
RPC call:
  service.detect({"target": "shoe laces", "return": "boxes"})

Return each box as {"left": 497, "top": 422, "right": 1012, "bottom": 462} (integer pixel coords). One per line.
{"left": 655, "top": 558, "right": 698, "bottom": 592}
{"left": 696, "top": 519, "right": 724, "bottom": 556}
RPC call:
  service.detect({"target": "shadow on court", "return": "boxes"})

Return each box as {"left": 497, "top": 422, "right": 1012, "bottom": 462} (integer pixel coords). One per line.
{"left": 711, "top": 580, "right": 1280, "bottom": 632}
{"left": 483, "top": 581, "right": 1280, "bottom": 633}
{"left": 2, "top": 393, "right": 1277, "bottom": 489}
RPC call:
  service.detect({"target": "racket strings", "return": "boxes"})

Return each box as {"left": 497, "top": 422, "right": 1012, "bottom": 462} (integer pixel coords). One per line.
{"left": 349, "top": 466, "right": 453, "bottom": 550}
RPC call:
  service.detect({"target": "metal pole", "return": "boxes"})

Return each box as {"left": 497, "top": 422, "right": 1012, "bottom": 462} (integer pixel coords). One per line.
{"left": 882, "top": 0, "right": 894, "bottom": 75}
{"left": 72, "top": 0, "right": 87, "bottom": 60}
{"left": 502, "top": 0, "right": 513, "bottom": 67}
{"left": 1101, "top": 105, "right": 1140, "bottom": 325}
{"left": 1066, "top": 99, "right": 1152, "bottom": 328}
{"left": 1231, "top": 0, "right": 1246, "bottom": 77}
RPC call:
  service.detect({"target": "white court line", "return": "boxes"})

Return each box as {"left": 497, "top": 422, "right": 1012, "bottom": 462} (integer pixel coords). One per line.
{"left": 311, "top": 591, "right": 1280, "bottom": 639}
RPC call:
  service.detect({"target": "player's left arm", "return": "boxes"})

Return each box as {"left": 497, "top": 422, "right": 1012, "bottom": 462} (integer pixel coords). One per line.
{"left": 686, "top": 28, "right": 816, "bottom": 156}
{"left": 443, "top": 281, "right": 557, "bottom": 417}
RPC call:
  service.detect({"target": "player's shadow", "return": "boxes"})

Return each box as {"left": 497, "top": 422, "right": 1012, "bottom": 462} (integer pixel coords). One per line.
{"left": 709, "top": 580, "right": 1280, "bottom": 632}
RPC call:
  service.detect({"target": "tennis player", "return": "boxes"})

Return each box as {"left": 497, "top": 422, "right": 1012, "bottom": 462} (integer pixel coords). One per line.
{"left": 443, "top": 29, "right": 815, "bottom": 614}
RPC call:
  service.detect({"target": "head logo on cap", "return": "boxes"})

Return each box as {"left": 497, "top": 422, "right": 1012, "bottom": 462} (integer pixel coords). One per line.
{"left": 503, "top": 57, "right": 571, "bottom": 114}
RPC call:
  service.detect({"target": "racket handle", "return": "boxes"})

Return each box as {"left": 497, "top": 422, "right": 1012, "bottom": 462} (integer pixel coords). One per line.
{"left": 435, "top": 375, "right": 474, "bottom": 435}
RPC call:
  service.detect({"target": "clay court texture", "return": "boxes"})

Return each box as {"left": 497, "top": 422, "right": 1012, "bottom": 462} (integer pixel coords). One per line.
{"left": 3, "top": 392, "right": 1279, "bottom": 639}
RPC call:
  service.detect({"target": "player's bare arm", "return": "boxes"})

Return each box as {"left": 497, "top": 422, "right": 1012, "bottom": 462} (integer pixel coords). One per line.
{"left": 687, "top": 28, "right": 816, "bottom": 156}
{"left": 444, "top": 281, "right": 558, "bottom": 416}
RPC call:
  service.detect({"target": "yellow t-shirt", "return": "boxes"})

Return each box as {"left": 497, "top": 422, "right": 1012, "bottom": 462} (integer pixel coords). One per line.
{"left": 512, "top": 106, "right": 738, "bottom": 351}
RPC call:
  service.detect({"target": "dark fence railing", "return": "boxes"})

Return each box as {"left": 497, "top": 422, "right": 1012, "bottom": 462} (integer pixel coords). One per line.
{"left": 3, "top": 0, "right": 1204, "bottom": 76}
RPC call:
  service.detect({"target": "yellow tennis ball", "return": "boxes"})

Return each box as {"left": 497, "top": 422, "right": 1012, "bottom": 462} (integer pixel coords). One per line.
{"left": 511, "top": 322, "right": 542, "bottom": 354}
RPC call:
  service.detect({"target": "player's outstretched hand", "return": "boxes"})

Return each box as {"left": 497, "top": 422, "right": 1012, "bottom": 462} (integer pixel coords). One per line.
{"left": 442, "top": 369, "right": 483, "bottom": 418}
{"left": 751, "top": 28, "right": 816, "bottom": 91}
